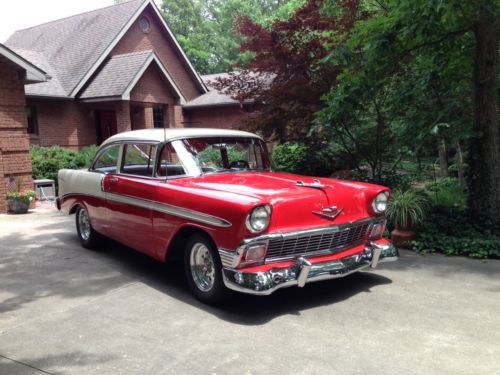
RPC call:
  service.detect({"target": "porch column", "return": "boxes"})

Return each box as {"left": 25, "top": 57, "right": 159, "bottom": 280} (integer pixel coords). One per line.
{"left": 173, "top": 105, "right": 184, "bottom": 128}
{"left": 116, "top": 101, "right": 131, "bottom": 133}
{"left": 0, "top": 150, "right": 5, "bottom": 213}
{"left": 144, "top": 105, "right": 154, "bottom": 129}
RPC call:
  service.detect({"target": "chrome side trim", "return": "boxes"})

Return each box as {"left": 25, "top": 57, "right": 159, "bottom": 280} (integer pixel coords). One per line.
{"left": 222, "top": 241, "right": 399, "bottom": 295}
{"left": 106, "top": 192, "right": 232, "bottom": 228}
{"left": 62, "top": 192, "right": 232, "bottom": 228}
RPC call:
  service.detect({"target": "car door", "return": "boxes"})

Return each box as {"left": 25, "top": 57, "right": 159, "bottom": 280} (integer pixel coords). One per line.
{"left": 87, "top": 143, "right": 122, "bottom": 235}
{"left": 102, "top": 142, "right": 159, "bottom": 256}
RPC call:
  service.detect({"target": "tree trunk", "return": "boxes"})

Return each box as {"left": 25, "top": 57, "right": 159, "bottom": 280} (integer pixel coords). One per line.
{"left": 374, "top": 101, "right": 385, "bottom": 181}
{"left": 469, "top": 1, "right": 500, "bottom": 229}
{"left": 456, "top": 140, "right": 465, "bottom": 189}
{"left": 438, "top": 138, "right": 449, "bottom": 178}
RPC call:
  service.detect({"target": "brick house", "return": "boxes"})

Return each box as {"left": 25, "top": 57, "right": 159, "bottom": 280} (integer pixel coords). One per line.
{"left": 0, "top": 43, "right": 49, "bottom": 213}
{"left": 3, "top": 0, "right": 251, "bottom": 150}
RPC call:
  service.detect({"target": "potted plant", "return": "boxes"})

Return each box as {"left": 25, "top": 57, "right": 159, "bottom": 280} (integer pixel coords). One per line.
{"left": 6, "top": 178, "right": 35, "bottom": 214}
{"left": 386, "top": 188, "right": 429, "bottom": 248}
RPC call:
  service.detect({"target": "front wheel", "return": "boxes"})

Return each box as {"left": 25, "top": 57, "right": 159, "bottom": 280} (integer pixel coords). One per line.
{"left": 76, "top": 205, "right": 102, "bottom": 249}
{"left": 184, "top": 233, "right": 229, "bottom": 304}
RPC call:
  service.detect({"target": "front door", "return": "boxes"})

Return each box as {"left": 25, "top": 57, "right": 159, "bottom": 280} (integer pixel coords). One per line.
{"left": 97, "top": 111, "right": 117, "bottom": 144}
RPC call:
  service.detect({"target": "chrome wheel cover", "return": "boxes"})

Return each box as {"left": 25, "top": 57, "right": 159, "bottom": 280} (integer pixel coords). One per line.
{"left": 190, "top": 242, "right": 215, "bottom": 292}
{"left": 77, "top": 208, "right": 91, "bottom": 241}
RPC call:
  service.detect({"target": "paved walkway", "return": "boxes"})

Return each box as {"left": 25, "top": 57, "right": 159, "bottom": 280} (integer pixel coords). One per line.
{"left": 0, "top": 208, "right": 499, "bottom": 374}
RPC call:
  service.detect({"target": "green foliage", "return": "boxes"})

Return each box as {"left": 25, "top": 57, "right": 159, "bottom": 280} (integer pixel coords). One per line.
{"left": 412, "top": 206, "right": 500, "bottom": 258}
{"left": 30, "top": 145, "right": 97, "bottom": 182}
{"left": 160, "top": 0, "right": 304, "bottom": 74}
{"left": 197, "top": 145, "right": 246, "bottom": 168}
{"left": 73, "top": 145, "right": 98, "bottom": 168}
{"left": 272, "top": 143, "right": 308, "bottom": 174}
{"left": 272, "top": 142, "right": 332, "bottom": 176}
{"left": 425, "top": 177, "right": 467, "bottom": 208}
{"left": 386, "top": 188, "right": 430, "bottom": 229}
{"left": 349, "top": 169, "right": 414, "bottom": 190}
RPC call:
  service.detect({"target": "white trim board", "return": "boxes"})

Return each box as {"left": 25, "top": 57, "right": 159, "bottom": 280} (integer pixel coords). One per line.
{"left": 0, "top": 44, "right": 48, "bottom": 83}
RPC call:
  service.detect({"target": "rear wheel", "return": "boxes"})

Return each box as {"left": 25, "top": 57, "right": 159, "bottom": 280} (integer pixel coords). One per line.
{"left": 184, "top": 233, "right": 229, "bottom": 304}
{"left": 76, "top": 205, "right": 102, "bottom": 249}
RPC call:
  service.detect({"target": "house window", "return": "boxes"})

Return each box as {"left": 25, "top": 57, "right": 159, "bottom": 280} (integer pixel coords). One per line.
{"left": 153, "top": 106, "right": 165, "bottom": 128}
{"left": 26, "top": 106, "right": 38, "bottom": 135}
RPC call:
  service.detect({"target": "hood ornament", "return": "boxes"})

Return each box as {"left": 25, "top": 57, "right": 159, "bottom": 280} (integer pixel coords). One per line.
{"left": 296, "top": 179, "right": 331, "bottom": 189}
{"left": 313, "top": 206, "right": 343, "bottom": 221}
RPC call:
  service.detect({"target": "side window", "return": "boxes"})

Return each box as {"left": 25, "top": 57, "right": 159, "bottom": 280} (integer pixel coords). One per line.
{"left": 121, "top": 143, "right": 157, "bottom": 177}
{"left": 157, "top": 143, "right": 187, "bottom": 177}
{"left": 93, "top": 144, "right": 120, "bottom": 173}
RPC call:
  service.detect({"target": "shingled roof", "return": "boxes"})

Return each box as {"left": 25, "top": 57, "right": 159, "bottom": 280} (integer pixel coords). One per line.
{"left": 80, "top": 50, "right": 185, "bottom": 103}
{"left": 6, "top": 0, "right": 145, "bottom": 97}
{"left": 5, "top": 0, "right": 206, "bottom": 99}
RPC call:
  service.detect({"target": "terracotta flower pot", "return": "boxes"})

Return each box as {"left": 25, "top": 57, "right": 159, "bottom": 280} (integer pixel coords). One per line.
{"left": 7, "top": 198, "right": 30, "bottom": 214}
{"left": 391, "top": 228, "right": 416, "bottom": 249}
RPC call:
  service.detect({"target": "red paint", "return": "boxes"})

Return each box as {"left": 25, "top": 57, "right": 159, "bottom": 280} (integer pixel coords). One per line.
{"left": 61, "top": 169, "right": 390, "bottom": 262}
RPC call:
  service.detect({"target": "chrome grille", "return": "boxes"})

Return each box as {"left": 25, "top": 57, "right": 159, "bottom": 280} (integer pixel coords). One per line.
{"left": 266, "top": 222, "right": 372, "bottom": 261}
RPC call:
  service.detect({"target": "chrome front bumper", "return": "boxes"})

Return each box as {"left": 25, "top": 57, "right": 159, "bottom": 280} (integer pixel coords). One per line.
{"left": 222, "top": 241, "right": 399, "bottom": 295}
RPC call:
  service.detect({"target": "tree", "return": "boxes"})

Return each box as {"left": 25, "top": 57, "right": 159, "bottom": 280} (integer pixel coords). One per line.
{"left": 469, "top": 0, "right": 500, "bottom": 226}
{"left": 160, "top": 0, "right": 304, "bottom": 74}
{"left": 319, "top": 0, "right": 499, "bottom": 226}
{"left": 213, "top": 0, "right": 362, "bottom": 141}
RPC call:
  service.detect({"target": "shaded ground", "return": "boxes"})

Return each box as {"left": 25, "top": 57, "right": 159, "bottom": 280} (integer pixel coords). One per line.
{"left": 0, "top": 208, "right": 499, "bottom": 374}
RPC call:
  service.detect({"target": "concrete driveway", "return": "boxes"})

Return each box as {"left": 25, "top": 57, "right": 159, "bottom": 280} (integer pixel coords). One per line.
{"left": 1, "top": 208, "right": 499, "bottom": 375}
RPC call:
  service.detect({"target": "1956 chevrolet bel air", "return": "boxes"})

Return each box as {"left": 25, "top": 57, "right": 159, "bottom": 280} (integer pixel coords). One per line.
{"left": 57, "top": 128, "right": 398, "bottom": 304}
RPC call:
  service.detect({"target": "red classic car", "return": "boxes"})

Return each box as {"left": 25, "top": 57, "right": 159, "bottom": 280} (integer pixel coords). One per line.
{"left": 57, "top": 128, "right": 398, "bottom": 303}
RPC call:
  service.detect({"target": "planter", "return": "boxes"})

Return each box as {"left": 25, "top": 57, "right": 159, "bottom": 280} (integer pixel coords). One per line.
{"left": 7, "top": 197, "right": 30, "bottom": 214}
{"left": 391, "top": 228, "right": 416, "bottom": 249}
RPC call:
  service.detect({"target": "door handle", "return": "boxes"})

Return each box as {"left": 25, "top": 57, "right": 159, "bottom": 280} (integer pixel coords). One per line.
{"left": 109, "top": 177, "right": 119, "bottom": 184}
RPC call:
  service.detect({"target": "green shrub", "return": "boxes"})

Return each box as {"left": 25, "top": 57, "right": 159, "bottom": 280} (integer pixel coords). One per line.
{"left": 30, "top": 145, "right": 97, "bottom": 181}
{"left": 352, "top": 169, "right": 414, "bottom": 190}
{"left": 272, "top": 142, "right": 332, "bottom": 176}
{"left": 73, "top": 145, "right": 98, "bottom": 168}
{"left": 411, "top": 205, "right": 500, "bottom": 259}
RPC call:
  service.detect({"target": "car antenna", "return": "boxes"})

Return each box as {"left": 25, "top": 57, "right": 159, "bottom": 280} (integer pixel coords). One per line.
{"left": 163, "top": 108, "right": 167, "bottom": 181}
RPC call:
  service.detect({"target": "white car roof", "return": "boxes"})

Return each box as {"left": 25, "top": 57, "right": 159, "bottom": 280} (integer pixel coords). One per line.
{"left": 101, "top": 128, "right": 263, "bottom": 147}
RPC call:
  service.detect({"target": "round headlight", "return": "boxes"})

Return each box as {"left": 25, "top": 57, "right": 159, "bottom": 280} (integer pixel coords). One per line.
{"left": 372, "top": 192, "right": 389, "bottom": 214}
{"left": 246, "top": 205, "right": 271, "bottom": 233}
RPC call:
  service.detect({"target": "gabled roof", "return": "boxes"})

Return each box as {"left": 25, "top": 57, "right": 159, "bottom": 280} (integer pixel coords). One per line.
{"left": 0, "top": 43, "right": 48, "bottom": 83}
{"left": 5, "top": 0, "right": 206, "bottom": 98}
{"left": 80, "top": 50, "right": 186, "bottom": 104}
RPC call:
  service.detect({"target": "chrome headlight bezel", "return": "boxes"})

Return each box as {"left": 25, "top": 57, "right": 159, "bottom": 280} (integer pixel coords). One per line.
{"left": 372, "top": 191, "right": 389, "bottom": 214}
{"left": 245, "top": 205, "right": 272, "bottom": 233}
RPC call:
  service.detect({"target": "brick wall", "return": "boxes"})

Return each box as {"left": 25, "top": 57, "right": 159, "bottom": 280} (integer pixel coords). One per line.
{"left": 130, "top": 63, "right": 177, "bottom": 129}
{"left": 116, "top": 101, "right": 131, "bottom": 134}
{"left": 0, "top": 56, "right": 33, "bottom": 213}
{"left": 27, "top": 98, "right": 96, "bottom": 149}
{"left": 184, "top": 106, "right": 249, "bottom": 129}
{"left": 111, "top": 5, "right": 202, "bottom": 101}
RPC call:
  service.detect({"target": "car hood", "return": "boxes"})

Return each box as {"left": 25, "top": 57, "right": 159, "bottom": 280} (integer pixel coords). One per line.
{"left": 173, "top": 172, "right": 387, "bottom": 231}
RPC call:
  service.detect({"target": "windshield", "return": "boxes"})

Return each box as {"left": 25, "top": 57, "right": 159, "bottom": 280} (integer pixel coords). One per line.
{"left": 161, "top": 137, "right": 270, "bottom": 177}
